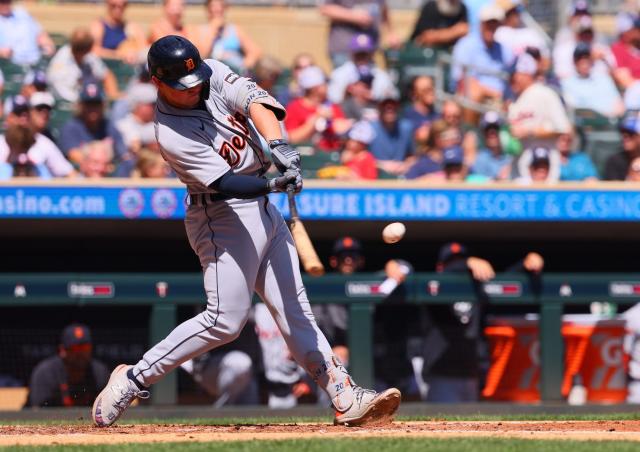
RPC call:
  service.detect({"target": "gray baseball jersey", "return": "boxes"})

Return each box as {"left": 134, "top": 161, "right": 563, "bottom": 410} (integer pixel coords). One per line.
{"left": 131, "top": 60, "right": 355, "bottom": 412}
{"left": 155, "top": 59, "right": 283, "bottom": 194}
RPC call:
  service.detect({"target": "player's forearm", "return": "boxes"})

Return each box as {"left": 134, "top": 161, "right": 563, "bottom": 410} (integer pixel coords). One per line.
{"left": 209, "top": 170, "right": 270, "bottom": 198}
{"left": 249, "top": 103, "right": 282, "bottom": 141}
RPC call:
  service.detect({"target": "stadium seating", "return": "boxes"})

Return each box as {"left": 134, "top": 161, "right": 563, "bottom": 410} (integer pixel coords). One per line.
{"left": 574, "top": 109, "right": 621, "bottom": 176}
{"left": 103, "top": 58, "right": 136, "bottom": 92}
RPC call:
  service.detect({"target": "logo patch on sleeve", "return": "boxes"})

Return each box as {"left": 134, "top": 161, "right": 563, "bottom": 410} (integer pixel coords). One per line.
{"left": 224, "top": 73, "right": 240, "bottom": 84}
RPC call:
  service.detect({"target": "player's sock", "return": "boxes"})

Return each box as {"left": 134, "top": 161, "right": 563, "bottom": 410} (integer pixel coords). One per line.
{"left": 305, "top": 352, "right": 354, "bottom": 412}
{"left": 127, "top": 368, "right": 148, "bottom": 390}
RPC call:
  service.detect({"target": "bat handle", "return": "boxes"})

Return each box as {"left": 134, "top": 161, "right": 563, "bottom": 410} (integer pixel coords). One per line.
{"left": 286, "top": 185, "right": 299, "bottom": 220}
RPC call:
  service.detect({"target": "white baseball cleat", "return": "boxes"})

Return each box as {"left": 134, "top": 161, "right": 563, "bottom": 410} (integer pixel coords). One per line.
{"left": 333, "top": 386, "right": 401, "bottom": 427}
{"left": 92, "top": 364, "right": 150, "bottom": 427}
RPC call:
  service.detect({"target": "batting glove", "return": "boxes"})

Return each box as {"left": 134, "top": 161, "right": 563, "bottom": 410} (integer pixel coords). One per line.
{"left": 267, "top": 169, "right": 303, "bottom": 193}
{"left": 269, "top": 139, "right": 300, "bottom": 173}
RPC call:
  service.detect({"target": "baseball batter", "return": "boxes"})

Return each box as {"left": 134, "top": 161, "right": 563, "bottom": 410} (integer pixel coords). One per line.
{"left": 92, "top": 35, "right": 400, "bottom": 427}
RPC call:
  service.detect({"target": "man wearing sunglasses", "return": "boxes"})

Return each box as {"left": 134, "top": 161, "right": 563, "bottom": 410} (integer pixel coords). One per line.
{"left": 25, "top": 324, "right": 109, "bottom": 407}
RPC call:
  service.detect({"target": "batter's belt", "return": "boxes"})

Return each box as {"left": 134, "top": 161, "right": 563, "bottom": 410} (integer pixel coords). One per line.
{"left": 187, "top": 193, "right": 232, "bottom": 206}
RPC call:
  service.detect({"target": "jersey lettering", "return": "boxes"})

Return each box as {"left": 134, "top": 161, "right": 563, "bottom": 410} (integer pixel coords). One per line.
{"left": 228, "top": 113, "right": 249, "bottom": 135}
{"left": 219, "top": 141, "right": 241, "bottom": 167}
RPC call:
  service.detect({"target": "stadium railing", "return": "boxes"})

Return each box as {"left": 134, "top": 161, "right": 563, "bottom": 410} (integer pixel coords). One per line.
{"left": 0, "top": 272, "right": 637, "bottom": 405}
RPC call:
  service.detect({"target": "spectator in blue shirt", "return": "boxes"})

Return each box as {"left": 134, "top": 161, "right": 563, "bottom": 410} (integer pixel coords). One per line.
{"left": 404, "top": 119, "right": 461, "bottom": 180}
{"left": 560, "top": 42, "right": 624, "bottom": 118}
{"left": 471, "top": 111, "right": 512, "bottom": 180}
{"left": 369, "top": 96, "right": 414, "bottom": 175}
{"left": 59, "top": 82, "right": 125, "bottom": 164}
{"left": 557, "top": 130, "right": 599, "bottom": 181}
{"left": 402, "top": 75, "right": 439, "bottom": 141}
{"left": 0, "top": 0, "right": 55, "bottom": 65}
{"left": 451, "top": 4, "right": 512, "bottom": 110}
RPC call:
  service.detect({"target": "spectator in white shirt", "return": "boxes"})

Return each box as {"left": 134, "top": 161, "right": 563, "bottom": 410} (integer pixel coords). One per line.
{"left": 552, "top": 15, "right": 616, "bottom": 81}
{"left": 0, "top": 96, "right": 74, "bottom": 178}
{"left": 508, "top": 53, "right": 571, "bottom": 151}
{"left": 48, "top": 27, "right": 119, "bottom": 103}
{"left": 328, "top": 33, "right": 394, "bottom": 105}
{"left": 113, "top": 83, "right": 158, "bottom": 176}
{"left": 495, "top": 0, "right": 549, "bottom": 69}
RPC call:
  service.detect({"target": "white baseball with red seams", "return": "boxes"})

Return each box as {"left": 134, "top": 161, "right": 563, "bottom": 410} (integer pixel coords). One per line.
{"left": 382, "top": 222, "right": 406, "bottom": 244}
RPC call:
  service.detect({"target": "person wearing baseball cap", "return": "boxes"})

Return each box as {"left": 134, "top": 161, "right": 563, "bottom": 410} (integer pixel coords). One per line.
{"left": 508, "top": 52, "right": 571, "bottom": 152}
{"left": 604, "top": 111, "right": 640, "bottom": 180}
{"left": 554, "top": 0, "right": 591, "bottom": 47}
{"left": 328, "top": 34, "right": 395, "bottom": 106}
{"left": 1, "top": 94, "right": 76, "bottom": 178}
{"left": 450, "top": 3, "right": 512, "bottom": 120}
{"left": 59, "top": 81, "right": 126, "bottom": 164}
{"left": 441, "top": 145, "right": 465, "bottom": 181}
{"left": 21, "top": 70, "right": 49, "bottom": 99}
{"left": 494, "top": 0, "right": 549, "bottom": 70}
{"left": 3, "top": 94, "right": 31, "bottom": 128}
{"left": 284, "top": 66, "right": 352, "bottom": 152}
{"left": 472, "top": 111, "right": 513, "bottom": 181}
{"left": 369, "top": 92, "right": 414, "bottom": 174}
{"left": 516, "top": 146, "right": 561, "bottom": 184}
{"left": 29, "top": 91, "right": 56, "bottom": 143}
{"left": 338, "top": 121, "right": 378, "bottom": 180}
{"left": 552, "top": 13, "right": 617, "bottom": 80}
{"left": 426, "top": 241, "right": 543, "bottom": 402}
{"left": 25, "top": 324, "right": 110, "bottom": 407}
{"left": 560, "top": 42, "right": 624, "bottom": 118}
{"left": 338, "top": 64, "right": 379, "bottom": 122}
{"left": 113, "top": 83, "right": 158, "bottom": 175}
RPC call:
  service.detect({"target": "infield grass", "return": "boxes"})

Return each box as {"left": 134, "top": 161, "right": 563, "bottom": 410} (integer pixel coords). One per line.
{"left": 3, "top": 438, "right": 640, "bottom": 452}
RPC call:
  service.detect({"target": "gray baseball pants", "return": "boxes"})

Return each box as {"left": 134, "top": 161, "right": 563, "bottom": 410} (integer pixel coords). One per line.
{"left": 131, "top": 196, "right": 334, "bottom": 387}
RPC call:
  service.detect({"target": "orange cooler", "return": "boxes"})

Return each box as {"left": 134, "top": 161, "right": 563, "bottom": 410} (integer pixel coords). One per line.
{"left": 561, "top": 315, "right": 627, "bottom": 403}
{"left": 482, "top": 317, "right": 540, "bottom": 402}
{"left": 483, "top": 315, "right": 627, "bottom": 403}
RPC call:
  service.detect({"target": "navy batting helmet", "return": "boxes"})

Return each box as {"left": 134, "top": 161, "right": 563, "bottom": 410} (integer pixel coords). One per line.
{"left": 148, "top": 35, "right": 212, "bottom": 90}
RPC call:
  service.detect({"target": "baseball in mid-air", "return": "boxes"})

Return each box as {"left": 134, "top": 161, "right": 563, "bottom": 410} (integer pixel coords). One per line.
{"left": 382, "top": 222, "right": 406, "bottom": 244}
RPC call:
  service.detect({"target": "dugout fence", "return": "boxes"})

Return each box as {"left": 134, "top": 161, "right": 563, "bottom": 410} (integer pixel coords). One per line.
{"left": 1, "top": 272, "right": 638, "bottom": 405}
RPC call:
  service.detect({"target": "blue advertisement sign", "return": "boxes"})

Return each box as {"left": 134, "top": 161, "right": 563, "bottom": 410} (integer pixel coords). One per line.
{"left": 0, "top": 185, "right": 640, "bottom": 222}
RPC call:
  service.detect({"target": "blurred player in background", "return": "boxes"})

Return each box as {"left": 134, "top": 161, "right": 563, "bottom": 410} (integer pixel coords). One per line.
{"left": 254, "top": 303, "right": 311, "bottom": 408}
{"left": 421, "top": 242, "right": 544, "bottom": 402}
{"left": 26, "top": 324, "right": 109, "bottom": 407}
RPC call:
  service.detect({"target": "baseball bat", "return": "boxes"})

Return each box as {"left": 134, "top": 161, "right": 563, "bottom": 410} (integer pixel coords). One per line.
{"left": 287, "top": 186, "right": 325, "bottom": 276}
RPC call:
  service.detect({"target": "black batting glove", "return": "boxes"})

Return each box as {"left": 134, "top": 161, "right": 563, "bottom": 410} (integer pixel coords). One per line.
{"left": 269, "top": 139, "right": 300, "bottom": 173}
{"left": 267, "top": 169, "right": 303, "bottom": 193}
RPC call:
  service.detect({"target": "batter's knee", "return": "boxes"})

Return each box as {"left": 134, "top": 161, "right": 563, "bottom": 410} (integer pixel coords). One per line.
{"left": 203, "top": 307, "right": 250, "bottom": 342}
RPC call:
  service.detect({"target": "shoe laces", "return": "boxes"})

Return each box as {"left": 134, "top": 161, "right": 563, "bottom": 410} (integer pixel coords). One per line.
{"left": 352, "top": 385, "right": 376, "bottom": 407}
{"left": 111, "top": 381, "right": 150, "bottom": 411}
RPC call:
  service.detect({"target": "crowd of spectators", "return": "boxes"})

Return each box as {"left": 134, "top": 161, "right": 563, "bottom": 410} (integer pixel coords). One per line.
{"left": 2, "top": 0, "right": 640, "bottom": 182}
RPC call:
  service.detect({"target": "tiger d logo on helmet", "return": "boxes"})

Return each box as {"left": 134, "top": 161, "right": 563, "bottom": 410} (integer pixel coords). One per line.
{"left": 148, "top": 35, "right": 212, "bottom": 93}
